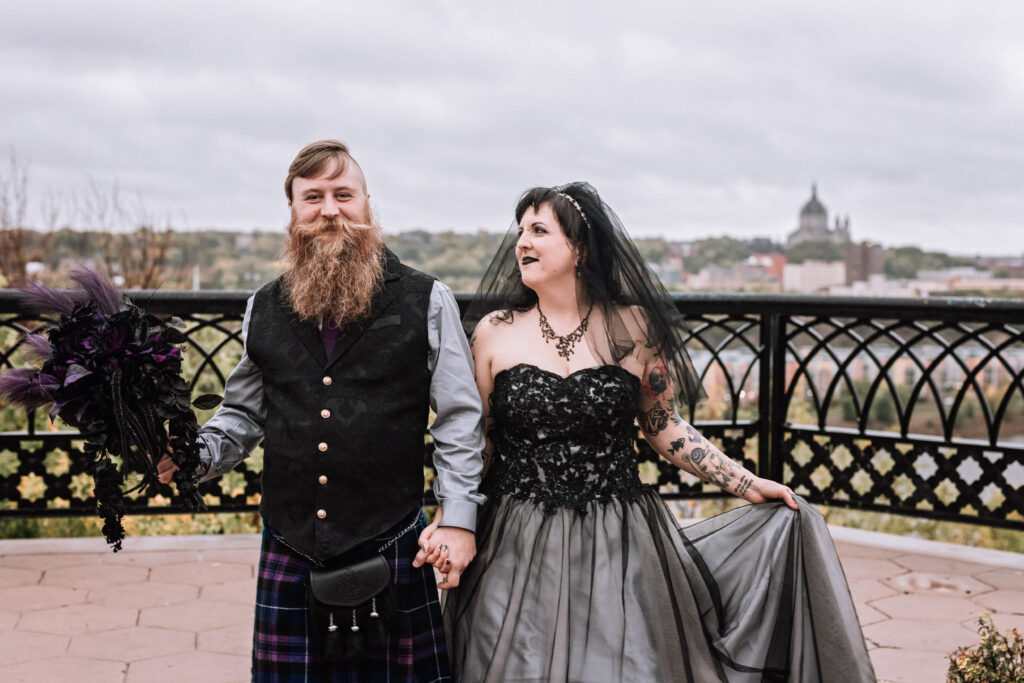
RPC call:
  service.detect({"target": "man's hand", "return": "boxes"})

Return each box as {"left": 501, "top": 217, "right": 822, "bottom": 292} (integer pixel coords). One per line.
{"left": 155, "top": 453, "right": 178, "bottom": 484}
{"left": 412, "top": 509, "right": 476, "bottom": 589}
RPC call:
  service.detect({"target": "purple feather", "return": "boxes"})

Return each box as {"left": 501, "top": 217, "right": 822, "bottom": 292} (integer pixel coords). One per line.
{"left": 15, "top": 281, "right": 87, "bottom": 315}
{"left": 16, "top": 330, "right": 54, "bottom": 362}
{"left": 0, "top": 368, "right": 53, "bottom": 410}
{"left": 69, "top": 269, "right": 123, "bottom": 316}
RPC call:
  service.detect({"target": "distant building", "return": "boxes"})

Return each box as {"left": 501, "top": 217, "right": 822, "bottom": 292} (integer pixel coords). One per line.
{"left": 783, "top": 260, "right": 847, "bottom": 293}
{"left": 746, "top": 253, "right": 787, "bottom": 282}
{"left": 786, "top": 184, "right": 850, "bottom": 248}
{"left": 845, "top": 241, "right": 885, "bottom": 285}
{"left": 687, "top": 257, "right": 784, "bottom": 292}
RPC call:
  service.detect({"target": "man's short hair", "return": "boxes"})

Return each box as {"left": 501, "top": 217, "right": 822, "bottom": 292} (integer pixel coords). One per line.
{"left": 285, "top": 140, "right": 364, "bottom": 201}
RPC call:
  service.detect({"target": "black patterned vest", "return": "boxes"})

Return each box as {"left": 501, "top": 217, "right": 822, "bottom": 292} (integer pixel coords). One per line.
{"left": 247, "top": 251, "right": 434, "bottom": 560}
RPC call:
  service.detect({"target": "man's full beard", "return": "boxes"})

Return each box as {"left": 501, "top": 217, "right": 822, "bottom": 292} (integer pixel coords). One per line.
{"left": 282, "top": 213, "right": 386, "bottom": 327}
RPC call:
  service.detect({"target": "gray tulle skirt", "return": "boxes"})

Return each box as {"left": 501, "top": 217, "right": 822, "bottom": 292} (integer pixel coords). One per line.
{"left": 445, "top": 490, "right": 875, "bottom": 682}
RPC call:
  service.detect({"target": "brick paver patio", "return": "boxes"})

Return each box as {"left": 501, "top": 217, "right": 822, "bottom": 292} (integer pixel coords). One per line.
{"left": 1, "top": 526, "right": 1022, "bottom": 682}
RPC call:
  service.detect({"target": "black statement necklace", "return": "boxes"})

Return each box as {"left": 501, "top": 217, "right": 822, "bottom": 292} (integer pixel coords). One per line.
{"left": 537, "top": 303, "right": 594, "bottom": 360}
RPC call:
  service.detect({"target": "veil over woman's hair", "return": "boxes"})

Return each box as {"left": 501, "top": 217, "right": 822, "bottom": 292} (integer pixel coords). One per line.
{"left": 464, "top": 181, "right": 705, "bottom": 407}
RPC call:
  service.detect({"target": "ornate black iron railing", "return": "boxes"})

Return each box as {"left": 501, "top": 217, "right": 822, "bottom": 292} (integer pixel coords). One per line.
{"left": 2, "top": 290, "right": 1023, "bottom": 528}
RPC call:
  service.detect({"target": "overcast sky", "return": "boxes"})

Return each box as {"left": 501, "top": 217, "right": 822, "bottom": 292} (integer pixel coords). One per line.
{"left": 2, "top": 1, "right": 1022, "bottom": 255}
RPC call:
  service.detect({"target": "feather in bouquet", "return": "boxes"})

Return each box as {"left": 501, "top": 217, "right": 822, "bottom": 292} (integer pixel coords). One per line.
{"left": 0, "top": 269, "right": 222, "bottom": 551}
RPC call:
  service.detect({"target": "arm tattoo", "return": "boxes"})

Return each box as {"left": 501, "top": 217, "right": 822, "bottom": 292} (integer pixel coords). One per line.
{"left": 469, "top": 328, "right": 477, "bottom": 349}
{"left": 648, "top": 367, "right": 668, "bottom": 395}
{"left": 669, "top": 426, "right": 749, "bottom": 495}
{"left": 640, "top": 401, "right": 669, "bottom": 435}
{"left": 735, "top": 475, "right": 753, "bottom": 496}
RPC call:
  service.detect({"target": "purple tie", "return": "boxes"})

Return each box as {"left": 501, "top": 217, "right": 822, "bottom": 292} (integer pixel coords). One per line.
{"left": 322, "top": 321, "right": 340, "bottom": 357}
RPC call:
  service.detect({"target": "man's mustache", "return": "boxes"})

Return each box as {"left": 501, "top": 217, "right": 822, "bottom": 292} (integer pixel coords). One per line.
{"left": 290, "top": 215, "right": 375, "bottom": 237}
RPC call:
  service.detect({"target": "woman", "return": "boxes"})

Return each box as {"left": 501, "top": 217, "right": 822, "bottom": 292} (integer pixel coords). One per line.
{"left": 424, "top": 183, "right": 874, "bottom": 682}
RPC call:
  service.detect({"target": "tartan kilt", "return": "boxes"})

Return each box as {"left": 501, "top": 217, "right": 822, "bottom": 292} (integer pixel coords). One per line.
{"left": 253, "top": 512, "right": 451, "bottom": 682}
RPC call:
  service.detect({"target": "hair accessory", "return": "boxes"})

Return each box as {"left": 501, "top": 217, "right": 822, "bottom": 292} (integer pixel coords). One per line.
{"left": 557, "top": 192, "right": 592, "bottom": 231}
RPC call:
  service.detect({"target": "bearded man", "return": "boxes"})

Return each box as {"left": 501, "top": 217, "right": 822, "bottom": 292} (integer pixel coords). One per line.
{"left": 172, "top": 140, "right": 484, "bottom": 681}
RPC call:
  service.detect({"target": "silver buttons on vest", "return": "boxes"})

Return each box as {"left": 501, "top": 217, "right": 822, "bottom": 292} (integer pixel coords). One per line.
{"left": 318, "top": 442, "right": 328, "bottom": 452}
{"left": 321, "top": 409, "right": 330, "bottom": 419}
{"left": 318, "top": 475, "right": 328, "bottom": 485}
{"left": 317, "top": 509, "right": 327, "bottom": 519}
{"left": 322, "top": 376, "right": 332, "bottom": 386}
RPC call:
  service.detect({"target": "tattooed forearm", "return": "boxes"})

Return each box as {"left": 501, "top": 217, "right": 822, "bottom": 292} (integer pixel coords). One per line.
{"left": 669, "top": 427, "right": 752, "bottom": 496}
{"left": 640, "top": 401, "right": 669, "bottom": 435}
{"left": 735, "top": 475, "right": 753, "bottom": 496}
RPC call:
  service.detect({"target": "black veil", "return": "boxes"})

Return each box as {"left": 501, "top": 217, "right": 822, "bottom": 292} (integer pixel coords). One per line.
{"left": 464, "top": 181, "right": 705, "bottom": 407}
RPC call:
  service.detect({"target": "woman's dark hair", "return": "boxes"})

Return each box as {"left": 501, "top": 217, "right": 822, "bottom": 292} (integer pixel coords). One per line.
{"left": 465, "top": 181, "right": 705, "bottom": 406}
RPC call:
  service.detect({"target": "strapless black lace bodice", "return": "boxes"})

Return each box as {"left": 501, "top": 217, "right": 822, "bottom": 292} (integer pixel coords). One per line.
{"left": 483, "top": 363, "right": 649, "bottom": 511}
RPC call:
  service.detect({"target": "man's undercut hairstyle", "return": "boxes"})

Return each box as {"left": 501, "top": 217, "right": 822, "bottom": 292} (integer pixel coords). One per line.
{"left": 285, "top": 139, "right": 363, "bottom": 201}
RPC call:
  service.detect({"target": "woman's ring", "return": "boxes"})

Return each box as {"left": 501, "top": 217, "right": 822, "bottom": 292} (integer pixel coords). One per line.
{"left": 439, "top": 544, "right": 448, "bottom": 553}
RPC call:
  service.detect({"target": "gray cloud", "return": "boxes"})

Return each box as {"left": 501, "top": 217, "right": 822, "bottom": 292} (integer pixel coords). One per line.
{"left": 2, "top": 0, "right": 1022, "bottom": 254}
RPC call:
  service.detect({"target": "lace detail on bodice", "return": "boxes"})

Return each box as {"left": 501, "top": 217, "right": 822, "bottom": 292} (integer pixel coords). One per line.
{"left": 484, "top": 363, "right": 649, "bottom": 511}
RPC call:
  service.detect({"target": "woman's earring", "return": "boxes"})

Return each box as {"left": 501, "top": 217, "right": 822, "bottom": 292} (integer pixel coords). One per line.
{"left": 575, "top": 259, "right": 583, "bottom": 278}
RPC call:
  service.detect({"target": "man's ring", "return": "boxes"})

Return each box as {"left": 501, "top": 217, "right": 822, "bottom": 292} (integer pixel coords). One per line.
{"left": 440, "top": 573, "right": 449, "bottom": 583}
{"left": 439, "top": 544, "right": 448, "bottom": 553}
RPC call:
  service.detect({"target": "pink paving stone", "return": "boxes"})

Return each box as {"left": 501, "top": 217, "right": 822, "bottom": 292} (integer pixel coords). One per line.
{"left": 840, "top": 557, "right": 908, "bottom": 580}
{"left": 973, "top": 590, "right": 1024, "bottom": 615}
{"left": 834, "top": 541, "right": 903, "bottom": 560}
{"left": 0, "top": 553, "right": 103, "bottom": 571}
{"left": 42, "top": 562, "right": 149, "bottom": 589}
{"left": 885, "top": 572, "right": 994, "bottom": 598}
{"left": 0, "top": 655, "right": 126, "bottom": 683}
{"left": 87, "top": 580, "right": 199, "bottom": 608}
{"left": 139, "top": 599, "right": 252, "bottom": 632}
{"left": 125, "top": 649, "right": 249, "bottom": 683}
{"left": 200, "top": 577, "right": 257, "bottom": 605}
{"left": 150, "top": 560, "right": 253, "bottom": 586}
{"left": 975, "top": 568, "right": 1024, "bottom": 591}
{"left": 68, "top": 625, "right": 196, "bottom": 662}
{"left": 0, "top": 566, "right": 41, "bottom": 588}
{"left": 100, "top": 549, "right": 200, "bottom": 568}
{"left": 855, "top": 602, "right": 889, "bottom": 627}
{"left": 17, "top": 603, "right": 138, "bottom": 636}
{"left": 0, "top": 610, "right": 19, "bottom": 630}
{"left": 0, "top": 584, "right": 87, "bottom": 612}
{"left": 890, "top": 554, "right": 996, "bottom": 575}
{"left": 848, "top": 577, "right": 898, "bottom": 603}
{"left": 199, "top": 548, "right": 261, "bottom": 566}
{"left": 0, "top": 629, "right": 69, "bottom": 666}
{"left": 870, "top": 647, "right": 950, "bottom": 683}
{"left": 862, "top": 618, "right": 977, "bottom": 652}
{"left": 197, "top": 622, "right": 253, "bottom": 655}
{"left": 871, "top": 593, "right": 983, "bottom": 623}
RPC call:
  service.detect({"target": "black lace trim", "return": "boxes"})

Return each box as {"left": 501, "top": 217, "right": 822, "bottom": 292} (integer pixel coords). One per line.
{"left": 484, "top": 364, "right": 647, "bottom": 514}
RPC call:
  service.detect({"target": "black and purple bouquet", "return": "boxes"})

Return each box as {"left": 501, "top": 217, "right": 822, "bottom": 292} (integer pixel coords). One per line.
{"left": 0, "top": 269, "right": 221, "bottom": 550}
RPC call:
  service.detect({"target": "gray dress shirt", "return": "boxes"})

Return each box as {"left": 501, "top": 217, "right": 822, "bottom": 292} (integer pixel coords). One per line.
{"left": 197, "top": 281, "right": 486, "bottom": 531}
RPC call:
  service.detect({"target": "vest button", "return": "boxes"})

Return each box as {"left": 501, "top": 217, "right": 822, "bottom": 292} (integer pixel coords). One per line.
{"left": 318, "top": 475, "right": 328, "bottom": 485}
{"left": 322, "top": 376, "right": 332, "bottom": 386}
{"left": 317, "top": 509, "right": 327, "bottom": 519}
{"left": 321, "top": 409, "right": 331, "bottom": 419}
{"left": 318, "top": 442, "right": 328, "bottom": 452}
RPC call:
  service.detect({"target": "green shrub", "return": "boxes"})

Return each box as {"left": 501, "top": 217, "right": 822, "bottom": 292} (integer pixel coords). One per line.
{"left": 948, "top": 613, "right": 1024, "bottom": 682}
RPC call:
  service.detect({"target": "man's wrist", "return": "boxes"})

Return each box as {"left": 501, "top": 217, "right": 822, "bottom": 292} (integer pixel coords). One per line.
{"left": 437, "top": 499, "right": 478, "bottom": 532}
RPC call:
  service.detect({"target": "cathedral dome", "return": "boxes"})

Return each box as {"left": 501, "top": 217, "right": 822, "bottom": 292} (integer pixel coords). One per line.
{"left": 800, "top": 184, "right": 827, "bottom": 217}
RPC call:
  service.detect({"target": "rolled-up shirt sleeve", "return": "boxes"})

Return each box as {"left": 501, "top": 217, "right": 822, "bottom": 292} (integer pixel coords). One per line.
{"left": 197, "top": 296, "right": 266, "bottom": 482}
{"left": 427, "top": 281, "right": 486, "bottom": 532}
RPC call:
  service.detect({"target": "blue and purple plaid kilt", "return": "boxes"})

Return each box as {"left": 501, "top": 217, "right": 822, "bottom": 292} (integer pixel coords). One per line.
{"left": 252, "top": 512, "right": 451, "bottom": 682}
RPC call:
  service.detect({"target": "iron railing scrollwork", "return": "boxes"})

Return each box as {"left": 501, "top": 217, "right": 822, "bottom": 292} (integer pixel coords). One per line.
{"left": 2, "top": 290, "right": 1023, "bottom": 529}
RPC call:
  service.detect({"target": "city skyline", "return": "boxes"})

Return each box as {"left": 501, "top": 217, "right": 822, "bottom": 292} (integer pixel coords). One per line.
{"left": 2, "top": 1, "right": 1022, "bottom": 256}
